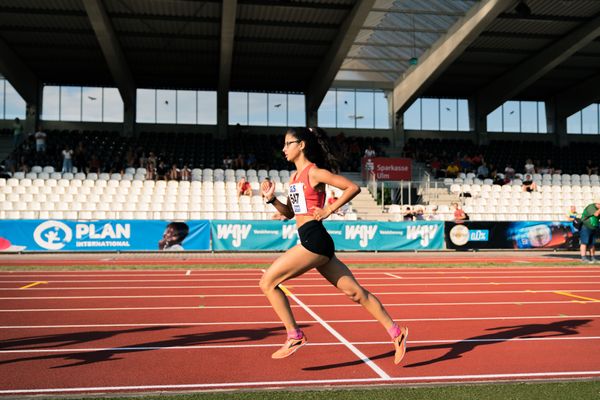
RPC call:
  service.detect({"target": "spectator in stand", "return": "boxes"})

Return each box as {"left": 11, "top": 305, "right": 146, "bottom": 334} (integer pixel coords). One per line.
{"left": 491, "top": 170, "right": 505, "bottom": 186}
{"left": 426, "top": 205, "right": 440, "bottom": 221}
{"left": 147, "top": 152, "right": 157, "bottom": 169}
{"left": 4, "top": 154, "right": 17, "bottom": 174}
{"left": 429, "top": 157, "right": 442, "bottom": 178}
{"left": 233, "top": 153, "right": 245, "bottom": 169}
{"left": 524, "top": 158, "right": 535, "bottom": 174}
{"left": 61, "top": 145, "right": 74, "bottom": 173}
{"left": 223, "top": 154, "right": 233, "bottom": 169}
{"left": 34, "top": 126, "right": 47, "bottom": 153}
{"left": 180, "top": 164, "right": 191, "bottom": 181}
{"left": 146, "top": 160, "right": 156, "bottom": 180}
{"left": 88, "top": 154, "right": 101, "bottom": 173}
{"left": 138, "top": 152, "right": 148, "bottom": 169}
{"left": 156, "top": 160, "right": 168, "bottom": 180}
{"left": 72, "top": 142, "right": 85, "bottom": 173}
{"left": 459, "top": 154, "right": 473, "bottom": 173}
{"left": 167, "top": 164, "right": 180, "bottom": 181}
{"left": 522, "top": 174, "right": 538, "bottom": 192}
{"left": 327, "top": 190, "right": 338, "bottom": 206}
{"left": 476, "top": 161, "right": 489, "bottom": 179}
{"left": 403, "top": 206, "right": 415, "bottom": 221}
{"left": 539, "top": 159, "right": 555, "bottom": 175}
{"left": 504, "top": 164, "right": 516, "bottom": 180}
{"left": 567, "top": 205, "right": 578, "bottom": 222}
{"left": 12, "top": 118, "right": 23, "bottom": 149}
{"left": 452, "top": 202, "right": 469, "bottom": 222}
{"left": 586, "top": 159, "right": 599, "bottom": 175}
{"left": 237, "top": 177, "right": 252, "bottom": 197}
{"left": 445, "top": 160, "right": 460, "bottom": 178}
{"left": 246, "top": 153, "right": 257, "bottom": 169}
{"left": 579, "top": 200, "right": 600, "bottom": 263}
{"left": 364, "top": 145, "right": 376, "bottom": 158}
{"left": 413, "top": 206, "right": 425, "bottom": 220}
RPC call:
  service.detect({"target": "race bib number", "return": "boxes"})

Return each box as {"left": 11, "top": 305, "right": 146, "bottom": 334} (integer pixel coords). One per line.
{"left": 288, "top": 183, "right": 308, "bottom": 214}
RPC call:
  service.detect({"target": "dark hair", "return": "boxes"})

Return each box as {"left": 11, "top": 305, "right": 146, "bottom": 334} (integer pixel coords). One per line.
{"left": 286, "top": 127, "right": 339, "bottom": 173}
{"left": 167, "top": 222, "right": 189, "bottom": 243}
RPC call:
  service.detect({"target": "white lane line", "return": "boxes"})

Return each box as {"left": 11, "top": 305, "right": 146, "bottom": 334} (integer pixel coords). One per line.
{"left": 2, "top": 314, "right": 599, "bottom": 329}
{"left": 0, "top": 299, "right": 594, "bottom": 312}
{"left": 384, "top": 273, "right": 403, "bottom": 279}
{"left": 283, "top": 286, "right": 390, "bottom": 380}
{"left": 259, "top": 267, "right": 388, "bottom": 379}
{"left": 2, "top": 280, "right": 600, "bottom": 290}
{"left": 3, "top": 336, "right": 600, "bottom": 353}
{"left": 3, "top": 271, "right": 600, "bottom": 278}
{"left": 3, "top": 274, "right": 600, "bottom": 282}
{"left": 2, "top": 371, "right": 600, "bottom": 394}
{"left": 4, "top": 289, "right": 600, "bottom": 299}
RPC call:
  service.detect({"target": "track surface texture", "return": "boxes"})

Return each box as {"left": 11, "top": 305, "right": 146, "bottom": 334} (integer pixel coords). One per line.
{"left": 0, "top": 251, "right": 599, "bottom": 396}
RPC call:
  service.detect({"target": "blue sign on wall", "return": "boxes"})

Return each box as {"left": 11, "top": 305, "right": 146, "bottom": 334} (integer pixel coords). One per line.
{"left": 0, "top": 220, "right": 211, "bottom": 252}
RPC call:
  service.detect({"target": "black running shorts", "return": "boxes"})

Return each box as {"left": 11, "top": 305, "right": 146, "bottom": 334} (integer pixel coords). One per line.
{"left": 298, "top": 220, "right": 335, "bottom": 259}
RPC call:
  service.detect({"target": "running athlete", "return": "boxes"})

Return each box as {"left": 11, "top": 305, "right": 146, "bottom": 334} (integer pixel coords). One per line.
{"left": 260, "top": 127, "right": 408, "bottom": 362}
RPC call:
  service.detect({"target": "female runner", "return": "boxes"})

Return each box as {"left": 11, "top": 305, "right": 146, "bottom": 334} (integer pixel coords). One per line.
{"left": 260, "top": 127, "right": 408, "bottom": 363}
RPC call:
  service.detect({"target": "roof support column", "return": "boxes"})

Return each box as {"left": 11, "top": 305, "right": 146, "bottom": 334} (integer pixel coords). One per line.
{"left": 83, "top": 0, "right": 136, "bottom": 136}
{"left": 217, "top": 0, "right": 237, "bottom": 138}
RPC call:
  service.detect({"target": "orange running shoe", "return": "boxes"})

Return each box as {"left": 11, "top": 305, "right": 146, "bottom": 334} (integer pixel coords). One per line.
{"left": 393, "top": 326, "right": 408, "bottom": 365}
{"left": 271, "top": 335, "right": 307, "bottom": 359}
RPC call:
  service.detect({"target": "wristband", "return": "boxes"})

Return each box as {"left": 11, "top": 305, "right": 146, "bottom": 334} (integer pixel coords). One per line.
{"left": 266, "top": 196, "right": 276, "bottom": 204}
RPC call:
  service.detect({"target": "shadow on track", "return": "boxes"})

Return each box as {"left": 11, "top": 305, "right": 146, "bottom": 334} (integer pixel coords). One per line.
{"left": 1, "top": 324, "right": 308, "bottom": 368}
{"left": 303, "top": 319, "right": 591, "bottom": 371}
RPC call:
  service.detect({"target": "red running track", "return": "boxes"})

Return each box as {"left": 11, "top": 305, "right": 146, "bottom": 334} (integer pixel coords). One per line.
{"left": 0, "top": 265, "right": 599, "bottom": 395}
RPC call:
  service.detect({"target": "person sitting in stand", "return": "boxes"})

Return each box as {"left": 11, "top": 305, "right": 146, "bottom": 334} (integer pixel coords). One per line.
{"left": 522, "top": 174, "right": 538, "bottom": 192}
{"left": 452, "top": 202, "right": 469, "bottom": 222}
{"left": 237, "top": 177, "right": 252, "bottom": 197}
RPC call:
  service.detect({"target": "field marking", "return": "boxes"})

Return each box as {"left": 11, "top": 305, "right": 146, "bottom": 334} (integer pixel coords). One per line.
{"left": 554, "top": 291, "right": 600, "bottom": 303}
{"left": 2, "top": 371, "right": 600, "bottom": 394}
{"left": 2, "top": 314, "right": 600, "bottom": 329}
{"left": 0, "top": 299, "right": 595, "bottom": 312}
{"left": 3, "top": 336, "right": 600, "bottom": 354}
{"left": 3, "top": 289, "right": 600, "bottom": 299}
{"left": 185, "top": 270, "right": 191, "bottom": 276}
{"left": 4, "top": 274, "right": 600, "bottom": 283}
{"left": 2, "top": 281, "right": 600, "bottom": 291}
{"left": 18, "top": 281, "right": 47, "bottom": 290}
{"left": 384, "top": 273, "right": 403, "bottom": 279}
{"left": 261, "top": 263, "right": 390, "bottom": 381}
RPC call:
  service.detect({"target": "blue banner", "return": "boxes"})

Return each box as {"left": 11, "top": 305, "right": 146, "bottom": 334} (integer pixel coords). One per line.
{"left": 210, "top": 220, "right": 444, "bottom": 251}
{"left": 211, "top": 220, "right": 299, "bottom": 251}
{"left": 0, "top": 220, "right": 211, "bottom": 252}
{"left": 324, "top": 220, "right": 444, "bottom": 251}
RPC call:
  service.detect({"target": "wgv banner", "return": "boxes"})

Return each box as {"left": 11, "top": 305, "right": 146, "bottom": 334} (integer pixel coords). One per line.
{"left": 324, "top": 220, "right": 444, "bottom": 251}
{"left": 211, "top": 220, "right": 444, "bottom": 251}
{"left": 0, "top": 220, "right": 211, "bottom": 252}
{"left": 211, "top": 220, "right": 299, "bottom": 251}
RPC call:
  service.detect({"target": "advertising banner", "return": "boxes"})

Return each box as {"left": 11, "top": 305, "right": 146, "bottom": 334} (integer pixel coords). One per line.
{"left": 445, "top": 221, "right": 578, "bottom": 250}
{"left": 211, "top": 220, "right": 444, "bottom": 252}
{"left": 325, "top": 220, "right": 444, "bottom": 251}
{"left": 361, "top": 157, "right": 412, "bottom": 181}
{"left": 0, "top": 220, "right": 211, "bottom": 252}
{"left": 211, "top": 220, "right": 299, "bottom": 251}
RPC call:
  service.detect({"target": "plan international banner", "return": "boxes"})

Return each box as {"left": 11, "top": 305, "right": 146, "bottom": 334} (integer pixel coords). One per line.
{"left": 211, "top": 220, "right": 444, "bottom": 251}
{"left": 0, "top": 220, "right": 211, "bottom": 252}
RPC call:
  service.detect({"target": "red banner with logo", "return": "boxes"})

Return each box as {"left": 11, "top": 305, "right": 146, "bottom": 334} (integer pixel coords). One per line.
{"left": 362, "top": 157, "right": 412, "bottom": 181}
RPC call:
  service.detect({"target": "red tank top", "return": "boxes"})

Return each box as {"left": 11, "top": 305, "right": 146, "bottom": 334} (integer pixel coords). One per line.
{"left": 288, "top": 163, "right": 325, "bottom": 216}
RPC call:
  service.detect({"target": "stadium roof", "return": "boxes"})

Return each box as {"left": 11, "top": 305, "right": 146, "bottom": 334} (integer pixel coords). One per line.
{"left": 0, "top": 0, "right": 599, "bottom": 117}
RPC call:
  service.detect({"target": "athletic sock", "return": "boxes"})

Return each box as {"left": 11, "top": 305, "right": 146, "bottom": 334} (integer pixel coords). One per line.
{"left": 387, "top": 323, "right": 402, "bottom": 340}
{"left": 287, "top": 328, "right": 303, "bottom": 340}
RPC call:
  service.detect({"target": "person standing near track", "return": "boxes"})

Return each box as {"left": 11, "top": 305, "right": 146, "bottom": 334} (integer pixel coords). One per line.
{"left": 579, "top": 200, "right": 600, "bottom": 263}
{"left": 259, "top": 127, "right": 408, "bottom": 362}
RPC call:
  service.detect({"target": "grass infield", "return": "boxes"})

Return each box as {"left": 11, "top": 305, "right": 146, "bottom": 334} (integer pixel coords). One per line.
{"left": 61, "top": 381, "right": 600, "bottom": 400}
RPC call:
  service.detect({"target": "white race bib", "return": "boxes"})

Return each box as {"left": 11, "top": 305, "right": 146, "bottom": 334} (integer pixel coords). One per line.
{"left": 288, "top": 183, "right": 308, "bottom": 214}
